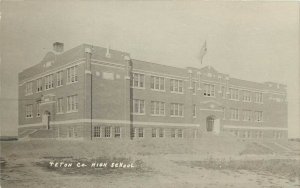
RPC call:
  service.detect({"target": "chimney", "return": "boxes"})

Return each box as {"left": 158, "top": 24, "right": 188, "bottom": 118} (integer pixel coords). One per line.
{"left": 53, "top": 42, "right": 64, "bottom": 53}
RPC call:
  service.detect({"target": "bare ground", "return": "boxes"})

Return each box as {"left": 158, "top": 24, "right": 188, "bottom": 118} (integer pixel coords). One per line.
{"left": 1, "top": 139, "right": 300, "bottom": 188}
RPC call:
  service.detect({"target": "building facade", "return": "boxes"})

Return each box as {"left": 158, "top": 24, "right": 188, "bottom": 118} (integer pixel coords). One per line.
{"left": 18, "top": 43, "right": 288, "bottom": 139}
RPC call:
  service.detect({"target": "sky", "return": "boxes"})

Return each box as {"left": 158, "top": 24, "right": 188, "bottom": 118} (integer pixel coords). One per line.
{"left": 0, "top": 1, "right": 299, "bottom": 137}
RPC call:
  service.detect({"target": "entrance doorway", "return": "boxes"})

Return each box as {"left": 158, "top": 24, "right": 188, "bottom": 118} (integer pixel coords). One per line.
{"left": 206, "top": 115, "right": 220, "bottom": 134}
{"left": 43, "top": 111, "right": 50, "bottom": 129}
{"left": 206, "top": 116, "right": 214, "bottom": 132}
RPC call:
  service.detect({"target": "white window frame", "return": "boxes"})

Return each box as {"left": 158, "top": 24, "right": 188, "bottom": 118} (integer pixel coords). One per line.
{"left": 25, "top": 104, "right": 33, "bottom": 118}
{"left": 135, "top": 127, "right": 144, "bottom": 138}
{"left": 170, "top": 103, "right": 184, "bottom": 117}
{"left": 150, "top": 76, "right": 165, "bottom": 91}
{"left": 230, "top": 108, "right": 239, "bottom": 120}
{"left": 150, "top": 101, "right": 165, "bottom": 116}
{"left": 242, "top": 110, "right": 251, "bottom": 121}
{"left": 192, "top": 81, "right": 197, "bottom": 94}
{"left": 67, "top": 95, "right": 78, "bottom": 113}
{"left": 104, "top": 126, "right": 111, "bottom": 138}
{"left": 131, "top": 73, "right": 145, "bottom": 89}
{"left": 56, "top": 98, "right": 63, "bottom": 114}
{"left": 203, "top": 83, "right": 215, "bottom": 97}
{"left": 132, "top": 99, "right": 145, "bottom": 115}
{"left": 192, "top": 104, "right": 196, "bottom": 118}
{"left": 25, "top": 82, "right": 33, "bottom": 95}
{"left": 36, "top": 78, "right": 43, "bottom": 92}
{"left": 152, "top": 128, "right": 157, "bottom": 138}
{"left": 254, "top": 92, "right": 263, "bottom": 103}
{"left": 229, "top": 88, "right": 239, "bottom": 100}
{"left": 93, "top": 126, "right": 101, "bottom": 138}
{"left": 158, "top": 128, "right": 164, "bottom": 138}
{"left": 56, "top": 71, "right": 63, "bottom": 87}
{"left": 254, "top": 111, "right": 263, "bottom": 122}
{"left": 170, "top": 79, "right": 184, "bottom": 93}
{"left": 176, "top": 129, "right": 183, "bottom": 138}
{"left": 114, "top": 127, "right": 121, "bottom": 138}
{"left": 44, "top": 74, "right": 54, "bottom": 90}
{"left": 67, "top": 65, "right": 78, "bottom": 84}
{"left": 220, "top": 86, "right": 226, "bottom": 98}
{"left": 242, "top": 90, "right": 252, "bottom": 102}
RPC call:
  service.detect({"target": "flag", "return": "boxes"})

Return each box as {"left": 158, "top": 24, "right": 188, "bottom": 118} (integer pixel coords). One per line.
{"left": 199, "top": 40, "right": 207, "bottom": 64}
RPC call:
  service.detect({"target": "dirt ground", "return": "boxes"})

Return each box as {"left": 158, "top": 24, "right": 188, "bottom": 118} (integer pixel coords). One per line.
{"left": 1, "top": 139, "right": 300, "bottom": 188}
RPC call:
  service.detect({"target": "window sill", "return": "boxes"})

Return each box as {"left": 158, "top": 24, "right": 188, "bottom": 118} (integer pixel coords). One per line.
{"left": 25, "top": 93, "right": 33, "bottom": 96}
{"left": 56, "top": 85, "right": 63, "bottom": 88}
{"left": 66, "top": 81, "right": 78, "bottom": 85}
{"left": 170, "top": 115, "right": 184, "bottom": 118}
{"left": 131, "top": 87, "right": 145, "bottom": 90}
{"left": 66, "top": 110, "right": 78, "bottom": 113}
{"left": 150, "top": 89, "right": 166, "bottom": 92}
{"left": 56, "top": 112, "right": 64, "bottom": 115}
{"left": 170, "top": 91, "right": 184, "bottom": 94}
{"left": 132, "top": 113, "right": 145, "bottom": 116}
{"left": 25, "top": 117, "right": 33, "bottom": 119}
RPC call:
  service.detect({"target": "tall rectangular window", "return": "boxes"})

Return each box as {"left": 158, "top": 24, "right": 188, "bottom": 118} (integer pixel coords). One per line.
{"left": 159, "top": 128, "right": 164, "bottom": 138}
{"left": 25, "top": 82, "right": 33, "bottom": 95}
{"left": 170, "top": 79, "right": 183, "bottom": 93}
{"left": 254, "top": 111, "right": 263, "bottom": 122}
{"left": 171, "top": 129, "right": 176, "bottom": 138}
{"left": 221, "top": 86, "right": 226, "bottom": 98}
{"left": 25, "top": 104, "right": 33, "bottom": 118}
{"left": 67, "top": 95, "right": 78, "bottom": 112}
{"left": 104, "top": 126, "right": 111, "bottom": 137}
{"left": 243, "top": 110, "right": 251, "bottom": 121}
{"left": 229, "top": 88, "right": 239, "bottom": 100}
{"left": 57, "top": 98, "right": 63, "bottom": 113}
{"left": 36, "top": 78, "right": 43, "bottom": 92}
{"left": 150, "top": 76, "right": 165, "bottom": 91}
{"left": 67, "top": 65, "right": 78, "bottom": 83}
{"left": 135, "top": 128, "right": 144, "bottom": 138}
{"left": 132, "top": 99, "right": 145, "bottom": 115}
{"left": 170, "top": 103, "right": 184, "bottom": 117}
{"left": 192, "top": 81, "right": 197, "bottom": 94}
{"left": 242, "top": 90, "right": 251, "bottom": 102}
{"left": 192, "top": 104, "right": 196, "bottom": 117}
{"left": 57, "top": 71, "right": 63, "bottom": 87}
{"left": 222, "top": 107, "right": 226, "bottom": 119}
{"left": 230, "top": 108, "right": 239, "bottom": 120}
{"left": 131, "top": 73, "right": 145, "bottom": 88}
{"left": 114, "top": 127, "right": 121, "bottom": 138}
{"left": 94, "top": 126, "right": 101, "bottom": 137}
{"left": 150, "top": 101, "right": 165, "bottom": 116}
{"left": 36, "top": 102, "right": 41, "bottom": 117}
{"left": 152, "top": 128, "right": 157, "bottom": 138}
{"left": 254, "top": 92, "right": 263, "bottom": 103}
{"left": 45, "top": 74, "right": 54, "bottom": 90}
{"left": 177, "top": 129, "right": 183, "bottom": 138}
{"left": 203, "top": 84, "right": 215, "bottom": 97}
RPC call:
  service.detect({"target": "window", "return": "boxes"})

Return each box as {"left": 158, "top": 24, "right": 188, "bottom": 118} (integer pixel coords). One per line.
{"left": 57, "top": 71, "right": 63, "bottom": 87}
{"left": 170, "top": 79, "right": 183, "bottom": 93}
{"left": 94, "top": 126, "right": 101, "bottom": 137}
{"left": 25, "top": 82, "right": 33, "bottom": 95}
{"left": 56, "top": 98, "right": 63, "bottom": 113}
{"left": 222, "top": 107, "right": 226, "bottom": 119}
{"left": 192, "top": 81, "right": 196, "bottom": 94}
{"left": 170, "top": 103, "right": 184, "bottom": 117}
{"left": 230, "top": 108, "right": 239, "bottom": 120}
{"left": 192, "top": 104, "right": 196, "bottom": 117}
{"left": 242, "top": 90, "right": 251, "bottom": 102}
{"left": 220, "top": 86, "right": 226, "bottom": 98}
{"left": 254, "top": 92, "right": 263, "bottom": 103}
{"left": 171, "top": 129, "right": 176, "bottom": 138}
{"left": 131, "top": 73, "right": 145, "bottom": 88}
{"left": 203, "top": 84, "right": 215, "bottom": 97}
{"left": 36, "top": 101, "right": 41, "bottom": 117}
{"left": 67, "top": 66, "right": 78, "bottom": 83}
{"left": 177, "top": 129, "right": 183, "bottom": 138}
{"left": 132, "top": 99, "right": 145, "bottom": 114}
{"left": 150, "top": 101, "right": 165, "bottom": 116}
{"left": 242, "top": 110, "right": 251, "bottom": 121}
{"left": 152, "top": 128, "right": 157, "bottom": 138}
{"left": 25, "top": 104, "right": 33, "bottom": 118}
{"left": 254, "top": 111, "right": 263, "bottom": 122}
{"left": 229, "top": 88, "right": 239, "bottom": 100}
{"left": 45, "top": 74, "right": 54, "bottom": 90}
{"left": 135, "top": 128, "right": 144, "bottom": 138}
{"left": 67, "top": 95, "right": 78, "bottom": 112}
{"left": 150, "top": 76, "right": 165, "bottom": 91}
{"left": 36, "top": 78, "right": 43, "bottom": 92}
{"left": 104, "top": 127, "right": 111, "bottom": 137}
{"left": 159, "top": 128, "right": 164, "bottom": 138}
{"left": 114, "top": 127, "right": 121, "bottom": 138}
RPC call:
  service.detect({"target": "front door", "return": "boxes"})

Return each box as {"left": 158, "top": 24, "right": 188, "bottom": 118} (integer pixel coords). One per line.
{"left": 206, "top": 116, "right": 214, "bottom": 132}
{"left": 42, "top": 111, "right": 50, "bottom": 129}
